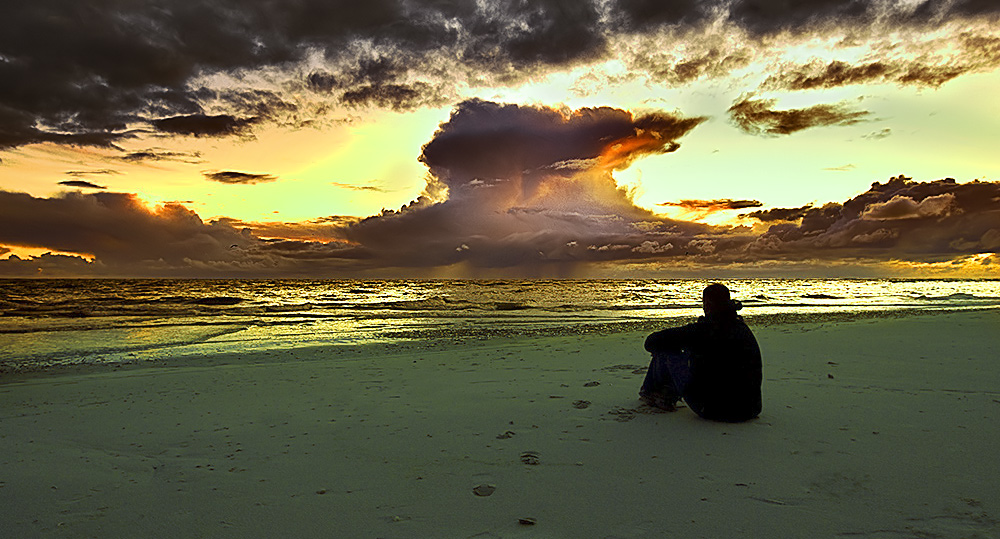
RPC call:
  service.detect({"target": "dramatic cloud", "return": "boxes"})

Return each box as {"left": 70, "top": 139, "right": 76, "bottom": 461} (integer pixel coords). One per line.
{"left": 761, "top": 60, "right": 964, "bottom": 91}
{"left": 152, "top": 114, "right": 258, "bottom": 137}
{"left": 612, "top": 0, "right": 709, "bottom": 30}
{"left": 3, "top": 174, "right": 999, "bottom": 277}
{"left": 0, "top": 99, "right": 717, "bottom": 276}
{"left": 657, "top": 199, "right": 763, "bottom": 222}
{"left": 660, "top": 199, "right": 763, "bottom": 211}
{"left": 419, "top": 99, "right": 706, "bottom": 182}
{"left": 758, "top": 23, "right": 1000, "bottom": 92}
{"left": 0, "top": 0, "right": 609, "bottom": 149}
{"left": 727, "top": 0, "right": 873, "bottom": 35}
{"left": 622, "top": 35, "right": 756, "bottom": 87}
{"left": 338, "top": 99, "right": 711, "bottom": 270}
{"left": 0, "top": 191, "right": 369, "bottom": 277}
{"left": 2, "top": 95, "right": 998, "bottom": 277}
{"left": 1, "top": 0, "right": 996, "bottom": 150}
{"left": 58, "top": 180, "right": 106, "bottom": 190}
{"left": 204, "top": 171, "right": 278, "bottom": 185}
{"left": 745, "top": 204, "right": 813, "bottom": 222}
{"left": 0, "top": 190, "right": 253, "bottom": 269}
{"left": 221, "top": 216, "right": 358, "bottom": 243}
{"left": 340, "top": 82, "right": 446, "bottom": 111}
{"left": 728, "top": 96, "right": 872, "bottom": 135}
{"left": 861, "top": 193, "right": 957, "bottom": 220}
{"left": 745, "top": 176, "right": 1000, "bottom": 260}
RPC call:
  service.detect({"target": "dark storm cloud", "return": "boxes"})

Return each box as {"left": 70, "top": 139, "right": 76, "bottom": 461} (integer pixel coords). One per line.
{"left": 728, "top": 96, "right": 872, "bottom": 136}
{"left": 0, "top": 107, "right": 126, "bottom": 149}
{"left": 4, "top": 89, "right": 1000, "bottom": 277}
{"left": 1, "top": 0, "right": 998, "bottom": 150}
{"left": 745, "top": 176, "right": 1000, "bottom": 260}
{"left": 860, "top": 192, "right": 956, "bottom": 220}
{"left": 0, "top": 190, "right": 254, "bottom": 268}
{"left": 204, "top": 89, "right": 298, "bottom": 118}
{"left": 626, "top": 43, "right": 756, "bottom": 87}
{"left": 763, "top": 59, "right": 966, "bottom": 91}
{"left": 460, "top": 0, "right": 607, "bottom": 69}
{"left": 745, "top": 204, "right": 813, "bottom": 222}
{"left": 329, "top": 99, "right": 713, "bottom": 270}
{"left": 305, "top": 57, "right": 453, "bottom": 109}
{"left": 760, "top": 27, "right": 1000, "bottom": 92}
{"left": 4, "top": 174, "right": 999, "bottom": 277}
{"left": 612, "top": 0, "right": 709, "bottom": 30}
{"left": 152, "top": 114, "right": 258, "bottom": 137}
{"left": 0, "top": 189, "right": 371, "bottom": 277}
{"left": 204, "top": 171, "right": 278, "bottom": 185}
{"left": 58, "top": 180, "right": 106, "bottom": 189}
{"left": 419, "top": 99, "right": 706, "bottom": 187}
{"left": 911, "top": 0, "right": 1000, "bottom": 19}
{"left": 0, "top": 1, "right": 226, "bottom": 149}
{"left": 340, "top": 82, "right": 444, "bottom": 111}
{"left": 7, "top": 97, "right": 1000, "bottom": 277}
{"left": 727, "top": 0, "right": 872, "bottom": 35}
{"left": 764, "top": 61, "right": 887, "bottom": 90}
{"left": 0, "top": 0, "right": 610, "bottom": 149}
{"left": 0, "top": 0, "right": 307, "bottom": 147}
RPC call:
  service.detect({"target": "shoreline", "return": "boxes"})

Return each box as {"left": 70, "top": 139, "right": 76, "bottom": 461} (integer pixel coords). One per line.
{"left": 1, "top": 305, "right": 996, "bottom": 381}
{"left": 2, "top": 308, "right": 999, "bottom": 537}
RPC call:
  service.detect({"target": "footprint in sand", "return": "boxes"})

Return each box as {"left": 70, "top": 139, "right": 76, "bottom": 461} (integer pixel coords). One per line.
{"left": 572, "top": 400, "right": 591, "bottom": 409}
{"left": 607, "top": 404, "right": 671, "bottom": 421}
{"left": 607, "top": 407, "right": 637, "bottom": 421}
{"left": 472, "top": 484, "right": 496, "bottom": 497}
{"left": 520, "top": 451, "right": 540, "bottom": 465}
{"left": 597, "top": 364, "right": 644, "bottom": 373}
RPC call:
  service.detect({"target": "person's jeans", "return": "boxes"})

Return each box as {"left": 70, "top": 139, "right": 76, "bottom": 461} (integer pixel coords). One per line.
{"left": 639, "top": 350, "right": 692, "bottom": 403}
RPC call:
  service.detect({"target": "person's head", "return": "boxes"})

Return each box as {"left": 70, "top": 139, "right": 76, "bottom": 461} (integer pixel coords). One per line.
{"left": 702, "top": 283, "right": 740, "bottom": 317}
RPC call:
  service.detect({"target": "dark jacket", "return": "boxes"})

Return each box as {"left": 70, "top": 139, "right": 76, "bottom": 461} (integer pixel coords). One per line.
{"left": 644, "top": 314, "right": 762, "bottom": 422}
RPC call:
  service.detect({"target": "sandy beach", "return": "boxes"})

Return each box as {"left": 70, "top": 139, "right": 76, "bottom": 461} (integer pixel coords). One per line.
{"left": 2, "top": 309, "right": 999, "bottom": 538}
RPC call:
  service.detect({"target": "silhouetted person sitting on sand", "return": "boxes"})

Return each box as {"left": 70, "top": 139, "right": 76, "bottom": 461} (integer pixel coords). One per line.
{"left": 640, "top": 283, "right": 762, "bottom": 422}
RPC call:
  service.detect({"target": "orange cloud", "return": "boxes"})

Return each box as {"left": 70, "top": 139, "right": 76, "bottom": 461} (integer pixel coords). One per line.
{"left": 598, "top": 132, "right": 673, "bottom": 171}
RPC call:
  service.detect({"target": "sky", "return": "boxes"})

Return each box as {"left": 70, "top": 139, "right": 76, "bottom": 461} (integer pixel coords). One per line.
{"left": 1, "top": 0, "right": 999, "bottom": 278}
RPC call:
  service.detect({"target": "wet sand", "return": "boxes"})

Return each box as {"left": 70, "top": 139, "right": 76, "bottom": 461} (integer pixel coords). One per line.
{"left": 2, "top": 309, "right": 999, "bottom": 537}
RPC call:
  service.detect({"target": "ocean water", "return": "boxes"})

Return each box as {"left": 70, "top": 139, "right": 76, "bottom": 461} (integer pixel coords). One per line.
{"left": 1, "top": 278, "right": 998, "bottom": 373}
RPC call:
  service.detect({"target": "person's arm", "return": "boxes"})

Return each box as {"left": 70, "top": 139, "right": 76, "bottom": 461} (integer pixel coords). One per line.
{"left": 644, "top": 321, "right": 701, "bottom": 353}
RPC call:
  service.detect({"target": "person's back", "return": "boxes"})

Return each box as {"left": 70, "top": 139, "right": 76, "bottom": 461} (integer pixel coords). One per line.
{"left": 678, "top": 314, "right": 761, "bottom": 421}
{"left": 641, "top": 284, "right": 762, "bottom": 422}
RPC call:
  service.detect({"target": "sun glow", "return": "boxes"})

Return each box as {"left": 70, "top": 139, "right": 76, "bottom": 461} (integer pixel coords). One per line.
{"left": 1, "top": 245, "right": 96, "bottom": 262}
